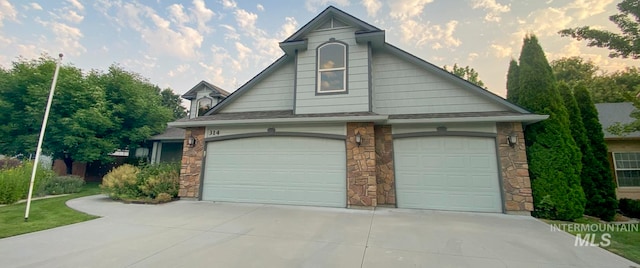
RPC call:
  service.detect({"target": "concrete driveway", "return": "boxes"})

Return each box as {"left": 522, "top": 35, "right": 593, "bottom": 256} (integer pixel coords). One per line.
{"left": 0, "top": 195, "right": 637, "bottom": 268}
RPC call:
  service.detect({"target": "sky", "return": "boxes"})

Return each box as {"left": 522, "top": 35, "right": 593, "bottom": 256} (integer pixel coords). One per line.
{"left": 0, "top": 0, "right": 637, "bottom": 100}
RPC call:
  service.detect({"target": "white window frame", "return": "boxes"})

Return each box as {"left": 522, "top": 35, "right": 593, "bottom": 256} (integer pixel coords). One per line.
{"left": 196, "top": 97, "right": 213, "bottom": 117}
{"left": 612, "top": 152, "right": 640, "bottom": 187}
{"left": 317, "top": 42, "right": 347, "bottom": 94}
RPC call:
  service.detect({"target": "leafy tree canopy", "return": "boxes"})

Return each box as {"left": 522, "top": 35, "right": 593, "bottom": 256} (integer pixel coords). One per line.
{"left": 560, "top": 0, "right": 640, "bottom": 59}
{"left": 0, "top": 55, "right": 184, "bottom": 167}
{"left": 443, "top": 64, "right": 487, "bottom": 89}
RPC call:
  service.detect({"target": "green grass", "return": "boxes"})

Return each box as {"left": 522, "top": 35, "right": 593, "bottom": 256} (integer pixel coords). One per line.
{"left": 0, "top": 182, "right": 102, "bottom": 239}
{"left": 544, "top": 217, "right": 640, "bottom": 264}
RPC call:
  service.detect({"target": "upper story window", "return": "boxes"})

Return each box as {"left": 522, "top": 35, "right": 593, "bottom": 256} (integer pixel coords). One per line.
{"left": 317, "top": 42, "right": 347, "bottom": 93}
{"left": 196, "top": 97, "right": 213, "bottom": 117}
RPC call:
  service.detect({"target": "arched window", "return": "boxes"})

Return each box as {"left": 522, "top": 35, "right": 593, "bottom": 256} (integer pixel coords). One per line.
{"left": 196, "top": 97, "right": 213, "bottom": 117}
{"left": 317, "top": 42, "right": 347, "bottom": 93}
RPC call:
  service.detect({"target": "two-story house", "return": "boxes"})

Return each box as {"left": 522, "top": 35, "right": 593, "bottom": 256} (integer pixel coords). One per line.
{"left": 168, "top": 6, "right": 547, "bottom": 214}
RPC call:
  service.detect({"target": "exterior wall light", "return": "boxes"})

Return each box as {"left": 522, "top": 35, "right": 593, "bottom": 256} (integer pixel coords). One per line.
{"left": 188, "top": 135, "right": 197, "bottom": 147}
{"left": 507, "top": 132, "right": 518, "bottom": 147}
{"left": 355, "top": 132, "right": 362, "bottom": 146}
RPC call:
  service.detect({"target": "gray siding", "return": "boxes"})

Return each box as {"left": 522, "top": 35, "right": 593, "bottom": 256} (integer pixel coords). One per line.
{"left": 295, "top": 26, "right": 370, "bottom": 114}
{"left": 222, "top": 61, "right": 295, "bottom": 113}
{"left": 372, "top": 51, "right": 507, "bottom": 114}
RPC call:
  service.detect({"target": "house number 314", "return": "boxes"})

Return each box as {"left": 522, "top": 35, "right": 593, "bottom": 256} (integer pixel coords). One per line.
{"left": 208, "top": 130, "right": 220, "bottom": 136}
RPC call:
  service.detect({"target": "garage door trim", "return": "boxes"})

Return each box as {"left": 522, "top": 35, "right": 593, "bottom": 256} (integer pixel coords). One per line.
{"left": 204, "top": 131, "right": 346, "bottom": 142}
{"left": 392, "top": 130, "right": 505, "bottom": 213}
{"left": 199, "top": 131, "right": 347, "bottom": 201}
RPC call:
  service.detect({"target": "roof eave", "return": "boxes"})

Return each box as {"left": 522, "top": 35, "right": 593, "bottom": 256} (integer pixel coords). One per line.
{"left": 387, "top": 114, "right": 549, "bottom": 125}
{"left": 168, "top": 115, "right": 389, "bottom": 128}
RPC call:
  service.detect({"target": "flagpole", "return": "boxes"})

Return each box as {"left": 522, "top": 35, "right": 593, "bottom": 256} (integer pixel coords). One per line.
{"left": 24, "top": 53, "right": 63, "bottom": 222}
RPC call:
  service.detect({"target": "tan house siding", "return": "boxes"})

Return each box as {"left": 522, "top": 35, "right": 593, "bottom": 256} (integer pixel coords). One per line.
{"left": 179, "top": 127, "right": 205, "bottom": 198}
{"left": 497, "top": 122, "right": 534, "bottom": 214}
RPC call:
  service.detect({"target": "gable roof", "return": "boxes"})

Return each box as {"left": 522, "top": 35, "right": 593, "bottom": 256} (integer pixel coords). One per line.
{"left": 182, "top": 80, "right": 230, "bottom": 100}
{"left": 176, "top": 6, "right": 543, "bottom": 125}
{"left": 595, "top": 102, "right": 640, "bottom": 139}
{"left": 149, "top": 127, "right": 185, "bottom": 141}
{"left": 282, "top": 6, "right": 382, "bottom": 43}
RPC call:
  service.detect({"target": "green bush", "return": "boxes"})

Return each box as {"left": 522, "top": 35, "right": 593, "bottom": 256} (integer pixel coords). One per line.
{"left": 41, "top": 175, "right": 85, "bottom": 195}
{"left": 101, "top": 163, "right": 180, "bottom": 202}
{"left": 0, "top": 161, "right": 55, "bottom": 204}
{"left": 138, "top": 163, "right": 180, "bottom": 199}
{"left": 619, "top": 198, "right": 640, "bottom": 219}
{"left": 100, "top": 164, "right": 141, "bottom": 200}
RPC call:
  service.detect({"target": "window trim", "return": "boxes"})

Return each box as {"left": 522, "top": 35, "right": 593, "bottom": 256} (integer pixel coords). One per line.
{"left": 612, "top": 152, "right": 640, "bottom": 188}
{"left": 316, "top": 40, "right": 348, "bottom": 94}
{"left": 195, "top": 96, "right": 214, "bottom": 117}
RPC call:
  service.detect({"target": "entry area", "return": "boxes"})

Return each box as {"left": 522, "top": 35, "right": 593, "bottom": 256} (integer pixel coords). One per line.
{"left": 201, "top": 136, "right": 347, "bottom": 207}
{"left": 394, "top": 136, "right": 502, "bottom": 213}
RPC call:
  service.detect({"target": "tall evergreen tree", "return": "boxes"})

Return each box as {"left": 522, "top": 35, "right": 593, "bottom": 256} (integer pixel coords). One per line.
{"left": 514, "top": 34, "right": 586, "bottom": 220}
{"left": 559, "top": 82, "right": 606, "bottom": 219}
{"left": 574, "top": 85, "right": 618, "bottom": 220}
{"left": 506, "top": 59, "right": 520, "bottom": 102}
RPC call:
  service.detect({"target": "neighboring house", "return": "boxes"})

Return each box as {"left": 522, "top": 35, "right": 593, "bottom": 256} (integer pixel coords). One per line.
{"left": 596, "top": 102, "right": 640, "bottom": 200}
{"left": 168, "top": 6, "right": 547, "bottom": 214}
{"left": 149, "top": 81, "right": 230, "bottom": 164}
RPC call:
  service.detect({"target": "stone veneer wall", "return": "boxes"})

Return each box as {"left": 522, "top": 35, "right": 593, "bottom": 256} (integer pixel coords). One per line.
{"left": 497, "top": 122, "right": 534, "bottom": 213}
{"left": 179, "top": 127, "right": 205, "bottom": 198}
{"left": 346, "top": 122, "right": 377, "bottom": 207}
{"left": 374, "top": 125, "right": 396, "bottom": 205}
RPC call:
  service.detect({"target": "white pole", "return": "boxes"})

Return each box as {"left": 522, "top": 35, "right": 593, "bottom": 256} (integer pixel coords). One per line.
{"left": 24, "top": 53, "right": 63, "bottom": 222}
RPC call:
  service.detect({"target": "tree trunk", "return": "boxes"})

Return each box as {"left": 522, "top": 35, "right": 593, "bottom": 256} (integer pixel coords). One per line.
{"left": 63, "top": 156, "right": 73, "bottom": 175}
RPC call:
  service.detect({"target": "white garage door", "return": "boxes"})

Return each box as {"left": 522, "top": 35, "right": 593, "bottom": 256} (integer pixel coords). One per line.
{"left": 202, "top": 136, "right": 346, "bottom": 207}
{"left": 394, "top": 136, "right": 502, "bottom": 212}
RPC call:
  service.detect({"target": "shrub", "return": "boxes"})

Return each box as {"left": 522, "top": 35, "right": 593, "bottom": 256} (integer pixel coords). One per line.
{"left": 619, "top": 198, "right": 640, "bottom": 219}
{"left": 155, "top": 192, "right": 173, "bottom": 203}
{"left": 41, "top": 175, "right": 85, "bottom": 195}
{"left": 0, "top": 161, "right": 55, "bottom": 204}
{"left": 101, "top": 164, "right": 141, "bottom": 200}
{"left": 138, "top": 163, "right": 180, "bottom": 199}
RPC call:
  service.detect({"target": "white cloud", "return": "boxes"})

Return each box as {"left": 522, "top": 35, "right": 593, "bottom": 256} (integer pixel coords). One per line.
{"left": 234, "top": 9, "right": 263, "bottom": 38}
{"left": 168, "top": 63, "right": 190, "bottom": 77}
{"left": 361, "top": 0, "right": 382, "bottom": 17}
{"left": 0, "top": 0, "right": 18, "bottom": 27}
{"left": 305, "top": 0, "right": 350, "bottom": 12}
{"left": 65, "top": 10, "right": 84, "bottom": 23}
{"left": 278, "top": 17, "right": 298, "bottom": 39}
{"left": 256, "top": 4, "right": 264, "bottom": 11}
{"left": 468, "top": 52, "right": 479, "bottom": 61}
{"left": 471, "top": 0, "right": 510, "bottom": 22}
{"left": 222, "top": 0, "right": 237, "bottom": 9}
{"left": 29, "top": 3, "right": 43, "bottom": 10}
{"left": 400, "top": 19, "right": 461, "bottom": 49}
{"left": 566, "top": 0, "right": 613, "bottom": 20}
{"left": 220, "top": 24, "right": 240, "bottom": 40}
{"left": 389, "top": 0, "right": 433, "bottom": 20}
{"left": 167, "top": 4, "right": 189, "bottom": 25}
{"left": 490, "top": 43, "right": 512, "bottom": 58}
{"left": 35, "top": 19, "right": 86, "bottom": 55}
{"left": 66, "top": 0, "right": 84, "bottom": 11}
{"left": 190, "top": 0, "right": 215, "bottom": 33}
{"left": 106, "top": 2, "right": 204, "bottom": 59}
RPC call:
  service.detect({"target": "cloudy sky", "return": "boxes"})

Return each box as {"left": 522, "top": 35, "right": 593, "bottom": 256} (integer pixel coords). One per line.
{"left": 0, "top": 0, "right": 636, "bottom": 99}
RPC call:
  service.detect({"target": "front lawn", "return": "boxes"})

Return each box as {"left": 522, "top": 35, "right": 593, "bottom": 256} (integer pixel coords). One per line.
{"left": 0, "top": 182, "right": 102, "bottom": 239}
{"left": 544, "top": 217, "right": 640, "bottom": 264}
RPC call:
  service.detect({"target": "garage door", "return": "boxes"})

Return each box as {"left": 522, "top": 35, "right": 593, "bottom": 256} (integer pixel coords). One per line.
{"left": 394, "top": 136, "right": 502, "bottom": 212}
{"left": 202, "top": 136, "right": 346, "bottom": 207}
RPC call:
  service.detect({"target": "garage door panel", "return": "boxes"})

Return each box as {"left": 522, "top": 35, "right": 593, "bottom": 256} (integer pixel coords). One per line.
{"left": 202, "top": 137, "right": 346, "bottom": 207}
{"left": 395, "top": 136, "right": 502, "bottom": 213}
